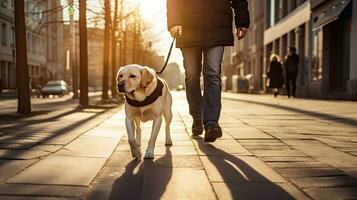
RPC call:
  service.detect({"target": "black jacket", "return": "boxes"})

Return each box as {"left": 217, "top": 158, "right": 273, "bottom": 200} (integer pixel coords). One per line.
{"left": 167, "top": 0, "right": 250, "bottom": 47}
{"left": 268, "top": 61, "right": 284, "bottom": 88}
{"left": 284, "top": 54, "right": 300, "bottom": 74}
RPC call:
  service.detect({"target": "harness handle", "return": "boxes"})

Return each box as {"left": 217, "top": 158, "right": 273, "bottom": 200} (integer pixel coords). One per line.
{"left": 156, "top": 35, "right": 177, "bottom": 75}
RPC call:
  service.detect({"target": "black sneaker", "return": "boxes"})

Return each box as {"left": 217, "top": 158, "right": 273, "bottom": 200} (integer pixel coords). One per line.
{"left": 192, "top": 118, "right": 203, "bottom": 136}
{"left": 204, "top": 125, "right": 222, "bottom": 143}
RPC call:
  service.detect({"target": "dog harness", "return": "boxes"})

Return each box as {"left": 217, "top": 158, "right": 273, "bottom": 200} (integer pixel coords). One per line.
{"left": 124, "top": 78, "right": 164, "bottom": 107}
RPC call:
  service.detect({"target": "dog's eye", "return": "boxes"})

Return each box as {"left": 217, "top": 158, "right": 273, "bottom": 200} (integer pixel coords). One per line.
{"left": 129, "top": 74, "right": 136, "bottom": 78}
{"left": 119, "top": 74, "right": 123, "bottom": 78}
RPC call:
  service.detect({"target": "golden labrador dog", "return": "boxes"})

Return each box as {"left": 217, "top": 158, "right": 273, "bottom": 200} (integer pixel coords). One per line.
{"left": 117, "top": 64, "right": 173, "bottom": 159}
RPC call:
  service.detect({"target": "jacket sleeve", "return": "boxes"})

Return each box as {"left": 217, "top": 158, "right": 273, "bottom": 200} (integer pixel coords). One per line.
{"left": 167, "top": 0, "right": 182, "bottom": 31}
{"left": 231, "top": 0, "right": 250, "bottom": 28}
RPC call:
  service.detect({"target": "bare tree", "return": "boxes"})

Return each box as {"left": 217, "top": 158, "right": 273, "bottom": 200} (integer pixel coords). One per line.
{"left": 79, "top": 0, "right": 89, "bottom": 107}
{"left": 111, "top": 0, "right": 119, "bottom": 98}
{"left": 15, "top": 0, "right": 31, "bottom": 114}
{"left": 102, "top": 0, "right": 111, "bottom": 100}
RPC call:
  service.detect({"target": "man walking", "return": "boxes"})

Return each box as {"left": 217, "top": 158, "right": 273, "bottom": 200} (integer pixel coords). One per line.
{"left": 167, "top": 0, "right": 250, "bottom": 142}
{"left": 284, "top": 47, "right": 300, "bottom": 98}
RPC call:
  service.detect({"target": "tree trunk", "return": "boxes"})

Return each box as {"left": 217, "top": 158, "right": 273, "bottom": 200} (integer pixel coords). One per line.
{"left": 102, "top": 0, "right": 110, "bottom": 100}
{"left": 79, "top": 0, "right": 89, "bottom": 107}
{"left": 15, "top": 0, "right": 31, "bottom": 114}
{"left": 111, "top": 0, "right": 119, "bottom": 98}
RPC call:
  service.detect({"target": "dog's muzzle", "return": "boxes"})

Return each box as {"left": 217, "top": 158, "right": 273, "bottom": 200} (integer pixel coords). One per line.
{"left": 117, "top": 82, "right": 125, "bottom": 93}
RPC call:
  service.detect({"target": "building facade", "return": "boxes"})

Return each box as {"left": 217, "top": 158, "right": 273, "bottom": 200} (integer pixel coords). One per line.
{"left": 0, "top": 0, "right": 64, "bottom": 90}
{"left": 222, "top": 0, "right": 265, "bottom": 93}
{"left": 264, "top": 0, "right": 356, "bottom": 100}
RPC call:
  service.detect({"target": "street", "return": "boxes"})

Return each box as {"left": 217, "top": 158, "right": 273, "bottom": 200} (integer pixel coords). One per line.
{"left": 0, "top": 92, "right": 356, "bottom": 200}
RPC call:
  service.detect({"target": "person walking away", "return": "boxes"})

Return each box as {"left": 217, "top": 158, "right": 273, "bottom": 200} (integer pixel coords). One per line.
{"left": 267, "top": 54, "right": 284, "bottom": 97}
{"left": 0, "top": 78, "right": 2, "bottom": 95}
{"left": 167, "top": 0, "right": 250, "bottom": 142}
{"left": 284, "top": 47, "right": 300, "bottom": 98}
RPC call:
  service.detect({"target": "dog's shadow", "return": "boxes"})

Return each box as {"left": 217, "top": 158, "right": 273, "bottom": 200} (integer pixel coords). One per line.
{"left": 109, "top": 146, "right": 173, "bottom": 200}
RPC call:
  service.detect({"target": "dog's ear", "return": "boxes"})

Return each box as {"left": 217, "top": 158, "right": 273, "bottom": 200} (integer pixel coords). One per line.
{"left": 141, "top": 67, "right": 155, "bottom": 88}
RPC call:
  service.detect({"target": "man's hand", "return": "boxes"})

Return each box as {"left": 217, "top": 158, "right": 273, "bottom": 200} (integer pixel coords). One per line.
{"left": 170, "top": 25, "right": 182, "bottom": 37}
{"left": 236, "top": 27, "right": 248, "bottom": 40}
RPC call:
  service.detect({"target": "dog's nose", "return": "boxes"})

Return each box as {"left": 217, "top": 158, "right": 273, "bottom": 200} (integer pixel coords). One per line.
{"left": 117, "top": 82, "right": 125, "bottom": 93}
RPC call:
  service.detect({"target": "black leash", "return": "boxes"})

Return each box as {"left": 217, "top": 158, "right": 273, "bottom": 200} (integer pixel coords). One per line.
{"left": 156, "top": 36, "right": 176, "bottom": 75}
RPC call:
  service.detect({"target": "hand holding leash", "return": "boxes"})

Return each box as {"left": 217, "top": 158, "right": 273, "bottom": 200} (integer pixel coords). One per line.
{"left": 169, "top": 25, "right": 182, "bottom": 38}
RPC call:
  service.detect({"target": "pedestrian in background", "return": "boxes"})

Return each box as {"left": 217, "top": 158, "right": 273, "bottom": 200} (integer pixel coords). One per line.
{"left": 267, "top": 54, "right": 284, "bottom": 97}
{"left": 0, "top": 78, "right": 2, "bottom": 95}
{"left": 284, "top": 47, "right": 300, "bottom": 98}
{"left": 167, "top": 0, "right": 250, "bottom": 142}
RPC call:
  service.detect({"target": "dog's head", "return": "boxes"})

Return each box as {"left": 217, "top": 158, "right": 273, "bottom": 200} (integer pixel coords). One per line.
{"left": 116, "top": 64, "right": 155, "bottom": 94}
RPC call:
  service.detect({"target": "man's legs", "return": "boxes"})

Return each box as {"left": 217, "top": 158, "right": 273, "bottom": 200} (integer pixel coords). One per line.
{"left": 285, "top": 73, "right": 291, "bottom": 97}
{"left": 202, "top": 46, "right": 224, "bottom": 142}
{"left": 202, "top": 46, "right": 224, "bottom": 126}
{"left": 180, "top": 47, "right": 203, "bottom": 120}
{"left": 291, "top": 72, "right": 298, "bottom": 97}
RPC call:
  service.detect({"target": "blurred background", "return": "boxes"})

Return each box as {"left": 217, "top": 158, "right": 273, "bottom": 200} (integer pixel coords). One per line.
{"left": 0, "top": 0, "right": 356, "bottom": 104}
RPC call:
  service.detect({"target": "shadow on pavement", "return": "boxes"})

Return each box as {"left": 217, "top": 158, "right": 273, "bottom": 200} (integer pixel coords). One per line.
{"left": 109, "top": 146, "right": 173, "bottom": 200}
{"left": 194, "top": 137, "right": 296, "bottom": 200}
{"left": 0, "top": 105, "right": 117, "bottom": 167}
{"left": 225, "top": 97, "right": 357, "bottom": 127}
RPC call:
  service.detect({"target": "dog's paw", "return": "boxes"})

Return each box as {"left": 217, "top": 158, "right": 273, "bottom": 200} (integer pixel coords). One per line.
{"left": 131, "top": 147, "right": 142, "bottom": 159}
{"left": 144, "top": 149, "right": 154, "bottom": 159}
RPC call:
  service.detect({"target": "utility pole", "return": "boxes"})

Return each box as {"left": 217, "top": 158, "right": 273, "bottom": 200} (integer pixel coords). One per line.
{"left": 79, "top": 0, "right": 89, "bottom": 107}
{"left": 111, "top": 0, "right": 119, "bottom": 98}
{"left": 15, "top": 0, "right": 31, "bottom": 114}
{"left": 102, "top": 0, "right": 110, "bottom": 100}
{"left": 69, "top": 0, "right": 78, "bottom": 99}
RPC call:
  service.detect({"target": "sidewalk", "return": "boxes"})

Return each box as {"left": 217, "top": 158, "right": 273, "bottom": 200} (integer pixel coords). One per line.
{"left": 0, "top": 92, "right": 356, "bottom": 199}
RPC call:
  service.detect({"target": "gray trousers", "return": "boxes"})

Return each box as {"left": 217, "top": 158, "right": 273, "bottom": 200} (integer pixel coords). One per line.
{"left": 180, "top": 46, "right": 224, "bottom": 126}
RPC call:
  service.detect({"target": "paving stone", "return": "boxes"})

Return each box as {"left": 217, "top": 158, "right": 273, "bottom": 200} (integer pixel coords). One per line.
{"left": 0, "top": 159, "right": 37, "bottom": 182}
{"left": 154, "top": 145, "right": 198, "bottom": 156}
{"left": 0, "top": 143, "right": 35, "bottom": 150}
{"left": 0, "top": 149, "right": 50, "bottom": 159}
{"left": 304, "top": 187, "right": 357, "bottom": 200}
{"left": 143, "top": 168, "right": 216, "bottom": 200}
{"left": 291, "top": 176, "right": 357, "bottom": 189}
{"left": 200, "top": 155, "right": 286, "bottom": 183}
{"left": 276, "top": 168, "right": 344, "bottom": 178}
{"left": 83, "top": 127, "right": 124, "bottom": 138}
{"left": 193, "top": 138, "right": 252, "bottom": 156}
{"left": 242, "top": 145, "right": 292, "bottom": 150}
{"left": 7, "top": 155, "right": 106, "bottom": 186}
{"left": 251, "top": 149, "right": 307, "bottom": 157}
{"left": 266, "top": 161, "right": 330, "bottom": 168}
{"left": 238, "top": 139, "right": 286, "bottom": 146}
{"left": 56, "top": 135, "right": 119, "bottom": 158}
{"left": 224, "top": 127, "right": 273, "bottom": 139}
{"left": 30, "top": 144, "right": 63, "bottom": 152}
{"left": 0, "top": 183, "right": 86, "bottom": 197}
{"left": 212, "top": 182, "right": 309, "bottom": 200}
{"left": 260, "top": 156, "right": 316, "bottom": 162}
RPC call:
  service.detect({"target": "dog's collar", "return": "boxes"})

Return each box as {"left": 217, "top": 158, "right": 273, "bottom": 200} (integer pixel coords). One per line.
{"left": 125, "top": 78, "right": 164, "bottom": 107}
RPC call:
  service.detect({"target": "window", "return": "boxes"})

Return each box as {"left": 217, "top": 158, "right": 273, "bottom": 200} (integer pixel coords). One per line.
{"left": 269, "top": 0, "right": 276, "bottom": 27}
{"left": 1, "top": 23, "right": 7, "bottom": 46}
{"left": 312, "top": 29, "right": 323, "bottom": 81}
{"left": 10, "top": 27, "right": 14, "bottom": 46}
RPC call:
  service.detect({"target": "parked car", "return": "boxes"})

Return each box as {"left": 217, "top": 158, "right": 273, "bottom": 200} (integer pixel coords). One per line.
{"left": 41, "top": 80, "right": 69, "bottom": 98}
